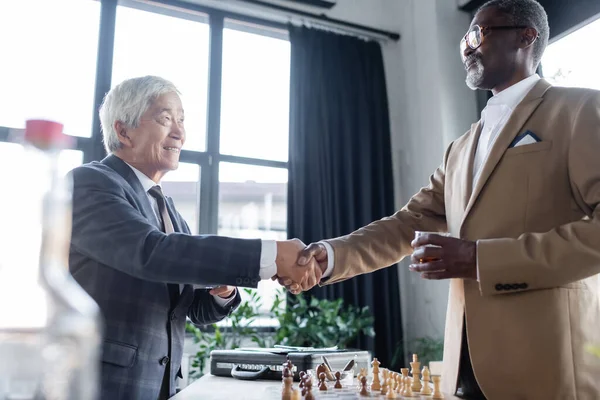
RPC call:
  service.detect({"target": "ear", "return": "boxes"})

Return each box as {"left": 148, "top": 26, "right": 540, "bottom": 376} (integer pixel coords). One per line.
{"left": 520, "top": 27, "right": 538, "bottom": 49}
{"left": 114, "top": 120, "right": 133, "bottom": 148}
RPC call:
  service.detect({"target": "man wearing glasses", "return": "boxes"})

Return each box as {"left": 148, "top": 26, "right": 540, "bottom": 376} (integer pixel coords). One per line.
{"left": 294, "top": 0, "right": 600, "bottom": 398}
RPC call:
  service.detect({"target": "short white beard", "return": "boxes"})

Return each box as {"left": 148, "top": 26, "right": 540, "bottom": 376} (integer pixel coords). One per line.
{"left": 465, "top": 61, "right": 484, "bottom": 90}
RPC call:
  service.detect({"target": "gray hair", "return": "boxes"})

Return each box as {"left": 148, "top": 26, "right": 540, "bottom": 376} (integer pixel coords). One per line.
{"left": 99, "top": 76, "right": 180, "bottom": 154}
{"left": 478, "top": 0, "right": 549, "bottom": 68}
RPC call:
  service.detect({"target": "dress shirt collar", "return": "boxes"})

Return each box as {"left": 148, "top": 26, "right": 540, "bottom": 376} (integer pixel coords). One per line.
{"left": 123, "top": 161, "right": 161, "bottom": 193}
{"left": 486, "top": 74, "right": 541, "bottom": 109}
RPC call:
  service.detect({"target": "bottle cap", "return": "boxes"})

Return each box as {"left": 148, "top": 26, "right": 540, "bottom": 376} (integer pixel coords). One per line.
{"left": 24, "top": 119, "right": 71, "bottom": 149}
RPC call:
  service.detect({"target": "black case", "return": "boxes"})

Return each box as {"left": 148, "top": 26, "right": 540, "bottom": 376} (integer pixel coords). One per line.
{"left": 210, "top": 349, "right": 371, "bottom": 381}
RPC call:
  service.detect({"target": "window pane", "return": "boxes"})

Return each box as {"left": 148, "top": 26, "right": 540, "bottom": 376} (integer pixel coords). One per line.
{"left": 220, "top": 20, "right": 290, "bottom": 161}
{"left": 0, "top": 0, "right": 100, "bottom": 136}
{"left": 112, "top": 4, "right": 209, "bottom": 151}
{"left": 218, "top": 162, "right": 287, "bottom": 313}
{"left": 542, "top": 18, "right": 600, "bottom": 90}
{"left": 162, "top": 163, "right": 200, "bottom": 234}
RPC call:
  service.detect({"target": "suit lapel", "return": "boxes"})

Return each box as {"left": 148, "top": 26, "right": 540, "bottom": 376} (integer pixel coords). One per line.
{"left": 461, "top": 122, "right": 482, "bottom": 210}
{"left": 459, "top": 79, "right": 552, "bottom": 231}
{"left": 102, "top": 155, "right": 162, "bottom": 230}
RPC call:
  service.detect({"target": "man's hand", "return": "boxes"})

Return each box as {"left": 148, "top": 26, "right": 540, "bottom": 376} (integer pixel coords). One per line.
{"left": 296, "top": 242, "right": 328, "bottom": 291}
{"left": 409, "top": 234, "right": 477, "bottom": 280}
{"left": 274, "top": 239, "right": 317, "bottom": 294}
{"left": 210, "top": 286, "right": 236, "bottom": 298}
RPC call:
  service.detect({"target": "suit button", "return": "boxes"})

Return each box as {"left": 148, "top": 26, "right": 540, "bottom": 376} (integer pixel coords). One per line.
{"left": 236, "top": 278, "right": 243, "bottom": 285}
{"left": 502, "top": 284, "right": 512, "bottom": 291}
{"left": 520, "top": 283, "right": 528, "bottom": 289}
{"left": 170, "top": 312, "right": 177, "bottom": 321}
{"left": 495, "top": 284, "right": 503, "bottom": 291}
{"left": 251, "top": 279, "right": 258, "bottom": 286}
{"left": 243, "top": 278, "right": 250, "bottom": 285}
{"left": 511, "top": 284, "right": 520, "bottom": 290}
{"left": 160, "top": 356, "right": 170, "bottom": 366}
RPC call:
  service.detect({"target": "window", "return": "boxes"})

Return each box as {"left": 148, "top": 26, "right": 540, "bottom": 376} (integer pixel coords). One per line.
{"left": 542, "top": 17, "right": 600, "bottom": 90}
{"left": 112, "top": 3, "right": 210, "bottom": 151}
{"left": 1, "top": 0, "right": 290, "bottom": 325}
{"left": 220, "top": 20, "right": 291, "bottom": 161}
{"left": 0, "top": 0, "right": 100, "bottom": 136}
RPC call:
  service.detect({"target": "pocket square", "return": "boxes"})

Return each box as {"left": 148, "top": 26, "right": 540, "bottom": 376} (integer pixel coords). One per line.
{"left": 509, "top": 130, "right": 541, "bottom": 148}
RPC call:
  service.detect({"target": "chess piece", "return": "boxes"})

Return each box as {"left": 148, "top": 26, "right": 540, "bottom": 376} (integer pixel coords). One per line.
{"left": 386, "top": 378, "right": 397, "bottom": 399}
{"left": 432, "top": 376, "right": 444, "bottom": 399}
{"left": 359, "top": 376, "right": 370, "bottom": 397}
{"left": 358, "top": 367, "right": 368, "bottom": 381}
{"left": 400, "top": 368, "right": 409, "bottom": 396}
{"left": 371, "top": 358, "right": 381, "bottom": 391}
{"left": 319, "top": 372, "right": 328, "bottom": 391}
{"left": 380, "top": 376, "right": 388, "bottom": 395}
{"left": 410, "top": 354, "right": 422, "bottom": 392}
{"left": 299, "top": 371, "right": 306, "bottom": 389}
{"left": 282, "top": 367, "right": 293, "bottom": 400}
{"left": 291, "top": 389, "right": 301, "bottom": 400}
{"left": 305, "top": 379, "right": 315, "bottom": 400}
{"left": 404, "top": 375, "right": 415, "bottom": 397}
{"left": 421, "top": 366, "right": 433, "bottom": 395}
{"left": 334, "top": 371, "right": 343, "bottom": 389}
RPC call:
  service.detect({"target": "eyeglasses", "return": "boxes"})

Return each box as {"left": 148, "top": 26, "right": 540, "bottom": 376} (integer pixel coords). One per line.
{"left": 460, "top": 24, "right": 531, "bottom": 53}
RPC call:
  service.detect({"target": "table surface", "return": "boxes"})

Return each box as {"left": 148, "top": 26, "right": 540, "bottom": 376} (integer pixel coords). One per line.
{"left": 172, "top": 374, "right": 461, "bottom": 399}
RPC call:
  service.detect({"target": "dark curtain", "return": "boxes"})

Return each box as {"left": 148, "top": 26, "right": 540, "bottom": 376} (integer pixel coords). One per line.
{"left": 287, "top": 25, "right": 403, "bottom": 368}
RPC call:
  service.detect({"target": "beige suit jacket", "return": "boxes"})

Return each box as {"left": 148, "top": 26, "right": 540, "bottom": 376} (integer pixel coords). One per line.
{"left": 323, "top": 79, "right": 600, "bottom": 399}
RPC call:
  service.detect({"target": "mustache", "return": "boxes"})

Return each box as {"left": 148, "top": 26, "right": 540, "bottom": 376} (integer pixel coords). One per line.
{"left": 464, "top": 55, "right": 481, "bottom": 69}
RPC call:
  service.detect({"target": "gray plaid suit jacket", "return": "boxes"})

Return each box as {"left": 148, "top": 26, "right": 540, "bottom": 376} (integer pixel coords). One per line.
{"left": 69, "top": 154, "right": 263, "bottom": 400}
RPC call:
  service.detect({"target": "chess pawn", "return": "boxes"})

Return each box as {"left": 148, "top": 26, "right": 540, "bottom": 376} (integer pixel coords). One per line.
{"left": 371, "top": 358, "right": 381, "bottom": 391}
{"left": 432, "top": 376, "right": 444, "bottom": 399}
{"left": 319, "top": 372, "right": 328, "bottom": 391}
{"left": 291, "top": 389, "right": 301, "bottom": 400}
{"left": 305, "top": 379, "right": 315, "bottom": 400}
{"left": 421, "top": 366, "right": 433, "bottom": 395}
{"left": 404, "top": 375, "right": 415, "bottom": 397}
{"left": 334, "top": 371, "right": 343, "bottom": 389}
{"left": 400, "top": 368, "right": 409, "bottom": 396}
{"left": 380, "top": 377, "right": 388, "bottom": 395}
{"left": 386, "top": 378, "right": 397, "bottom": 399}
{"left": 299, "top": 371, "right": 306, "bottom": 389}
{"left": 410, "top": 354, "right": 422, "bottom": 392}
{"left": 359, "top": 376, "right": 370, "bottom": 397}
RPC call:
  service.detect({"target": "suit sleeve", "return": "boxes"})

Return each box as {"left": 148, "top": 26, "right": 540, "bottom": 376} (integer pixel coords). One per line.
{"left": 173, "top": 210, "right": 242, "bottom": 323}
{"left": 70, "top": 167, "right": 262, "bottom": 287}
{"left": 477, "top": 91, "right": 600, "bottom": 295}
{"left": 322, "top": 143, "right": 452, "bottom": 284}
{"left": 187, "top": 289, "right": 242, "bottom": 326}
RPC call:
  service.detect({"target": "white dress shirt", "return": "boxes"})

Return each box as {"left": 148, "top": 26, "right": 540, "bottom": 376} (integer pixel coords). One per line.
{"left": 320, "top": 74, "right": 541, "bottom": 281}
{"left": 124, "top": 162, "right": 277, "bottom": 305}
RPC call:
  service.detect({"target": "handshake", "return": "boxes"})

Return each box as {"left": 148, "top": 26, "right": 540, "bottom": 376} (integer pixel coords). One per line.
{"left": 273, "top": 239, "right": 328, "bottom": 294}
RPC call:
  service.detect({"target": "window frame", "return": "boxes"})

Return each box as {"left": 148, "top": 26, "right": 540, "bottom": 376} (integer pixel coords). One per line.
{"left": 0, "top": 0, "right": 290, "bottom": 319}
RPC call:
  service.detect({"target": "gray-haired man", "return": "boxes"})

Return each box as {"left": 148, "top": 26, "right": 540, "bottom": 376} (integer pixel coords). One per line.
{"left": 69, "top": 76, "right": 319, "bottom": 400}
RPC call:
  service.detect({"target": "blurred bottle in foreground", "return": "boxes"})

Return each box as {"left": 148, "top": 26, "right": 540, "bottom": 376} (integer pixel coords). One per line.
{"left": 0, "top": 120, "right": 102, "bottom": 400}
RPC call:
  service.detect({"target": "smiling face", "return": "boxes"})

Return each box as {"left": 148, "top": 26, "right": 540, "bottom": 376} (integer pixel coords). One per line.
{"left": 114, "top": 91, "right": 185, "bottom": 182}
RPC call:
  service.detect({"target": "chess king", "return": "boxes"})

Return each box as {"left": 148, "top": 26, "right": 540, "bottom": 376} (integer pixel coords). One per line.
{"left": 293, "top": 0, "right": 600, "bottom": 398}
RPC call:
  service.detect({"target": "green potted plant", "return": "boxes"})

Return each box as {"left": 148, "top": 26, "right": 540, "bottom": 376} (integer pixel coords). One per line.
{"left": 185, "top": 288, "right": 375, "bottom": 379}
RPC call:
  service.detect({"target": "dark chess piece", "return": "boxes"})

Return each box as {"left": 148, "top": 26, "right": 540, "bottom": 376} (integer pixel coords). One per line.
{"left": 360, "top": 376, "right": 369, "bottom": 397}
{"left": 299, "top": 371, "right": 306, "bottom": 389}
{"left": 334, "top": 371, "right": 343, "bottom": 389}
{"left": 318, "top": 372, "right": 328, "bottom": 391}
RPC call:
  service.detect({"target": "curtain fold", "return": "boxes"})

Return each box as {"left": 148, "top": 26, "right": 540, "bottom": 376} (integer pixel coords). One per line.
{"left": 287, "top": 25, "right": 403, "bottom": 368}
